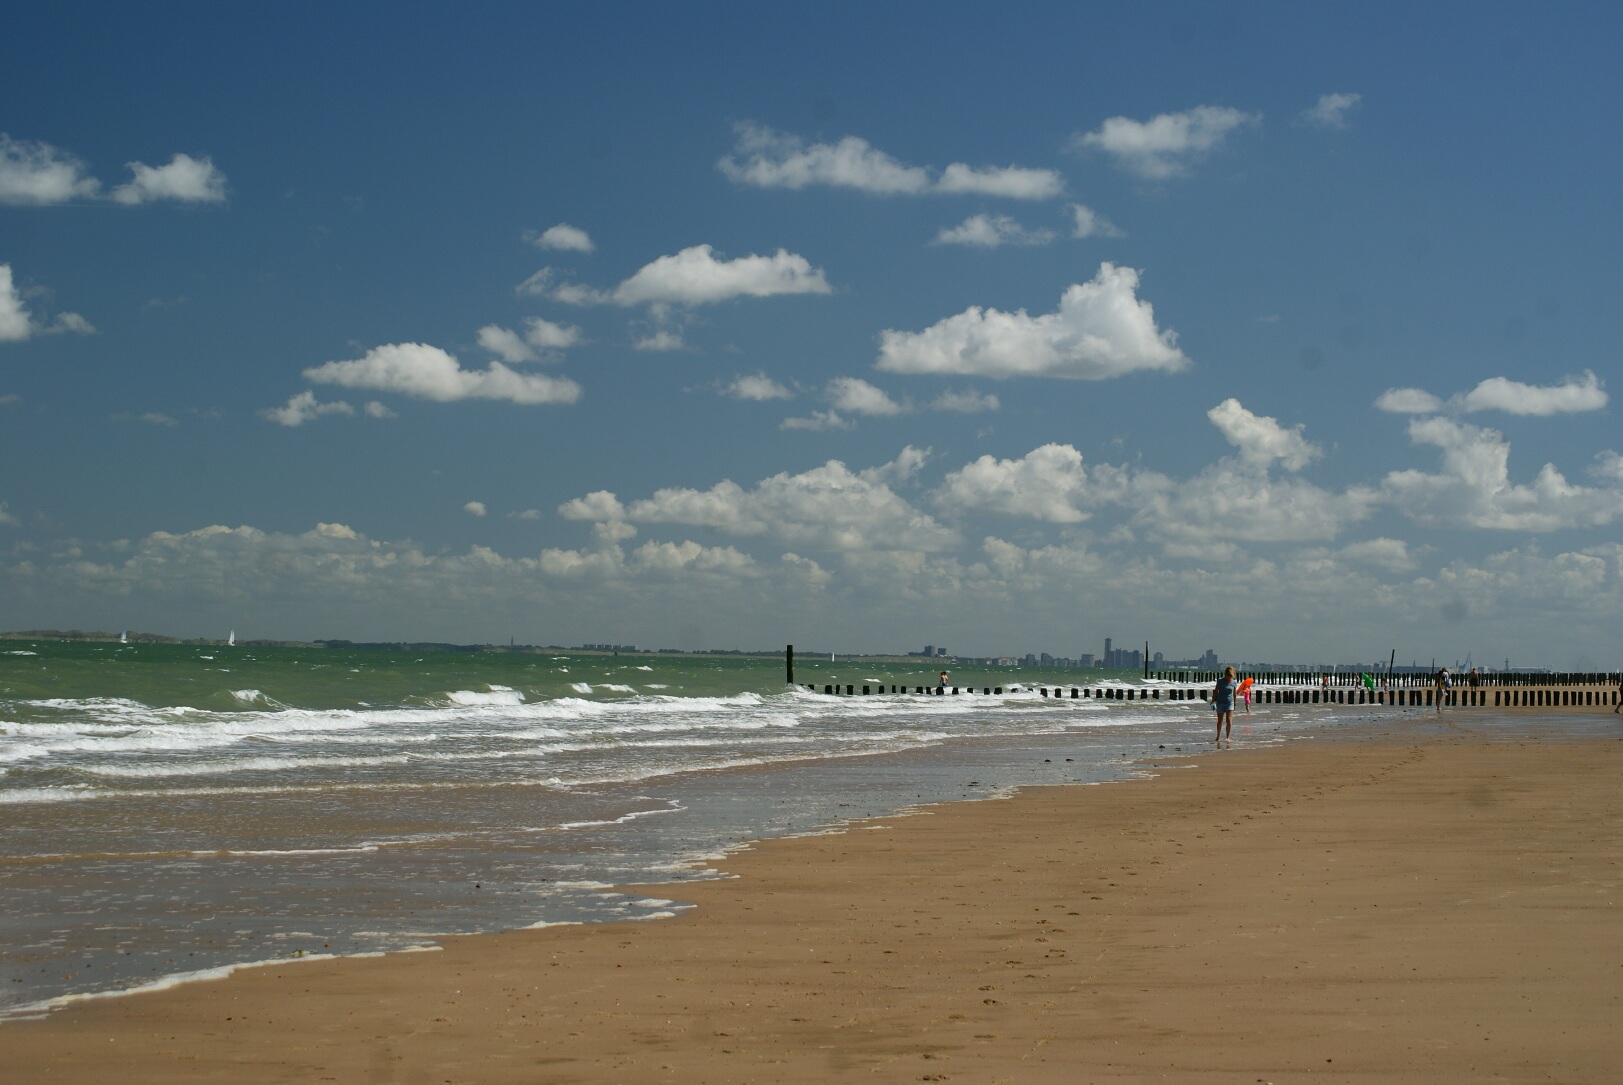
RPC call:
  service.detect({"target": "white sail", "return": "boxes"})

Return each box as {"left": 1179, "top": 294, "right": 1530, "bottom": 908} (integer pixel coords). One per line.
{"left": 227, "top": 630, "right": 235, "bottom": 647}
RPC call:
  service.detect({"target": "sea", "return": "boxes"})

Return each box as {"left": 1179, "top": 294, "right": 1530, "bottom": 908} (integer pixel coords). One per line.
{"left": 0, "top": 639, "right": 1588, "bottom": 1020}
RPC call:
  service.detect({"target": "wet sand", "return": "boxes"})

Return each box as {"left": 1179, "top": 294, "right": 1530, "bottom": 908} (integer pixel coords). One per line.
{"left": 4, "top": 718, "right": 1620, "bottom": 1083}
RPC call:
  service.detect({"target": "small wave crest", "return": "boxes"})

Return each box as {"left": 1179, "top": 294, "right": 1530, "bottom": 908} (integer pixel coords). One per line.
{"left": 446, "top": 688, "right": 526, "bottom": 707}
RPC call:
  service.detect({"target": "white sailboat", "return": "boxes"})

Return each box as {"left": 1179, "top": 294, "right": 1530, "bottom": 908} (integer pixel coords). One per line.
{"left": 119, "top": 629, "right": 128, "bottom": 644}
{"left": 227, "top": 630, "right": 235, "bottom": 647}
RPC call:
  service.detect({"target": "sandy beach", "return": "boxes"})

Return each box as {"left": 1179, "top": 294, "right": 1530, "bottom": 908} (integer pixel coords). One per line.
{"left": 5, "top": 717, "right": 1619, "bottom": 1083}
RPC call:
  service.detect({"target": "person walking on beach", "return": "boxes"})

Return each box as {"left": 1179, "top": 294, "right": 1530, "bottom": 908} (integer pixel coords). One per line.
{"left": 1614, "top": 673, "right": 1622, "bottom": 713}
{"left": 1212, "top": 666, "right": 1238, "bottom": 746}
{"left": 1433, "top": 667, "right": 1451, "bottom": 713}
{"left": 1236, "top": 675, "right": 1254, "bottom": 714}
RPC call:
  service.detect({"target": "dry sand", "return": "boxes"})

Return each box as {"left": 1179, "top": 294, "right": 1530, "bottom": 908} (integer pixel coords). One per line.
{"left": 4, "top": 721, "right": 1620, "bottom": 1083}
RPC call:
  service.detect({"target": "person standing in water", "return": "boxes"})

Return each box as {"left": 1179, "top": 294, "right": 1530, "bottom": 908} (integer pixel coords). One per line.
{"left": 1212, "top": 666, "right": 1238, "bottom": 746}
{"left": 937, "top": 670, "right": 949, "bottom": 692}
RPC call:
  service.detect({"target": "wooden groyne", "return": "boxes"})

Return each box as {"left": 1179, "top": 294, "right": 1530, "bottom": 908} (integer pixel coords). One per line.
{"left": 798, "top": 674, "right": 1621, "bottom": 710}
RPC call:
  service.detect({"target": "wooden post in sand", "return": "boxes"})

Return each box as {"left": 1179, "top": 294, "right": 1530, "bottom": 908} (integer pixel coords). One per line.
{"left": 786, "top": 644, "right": 794, "bottom": 685}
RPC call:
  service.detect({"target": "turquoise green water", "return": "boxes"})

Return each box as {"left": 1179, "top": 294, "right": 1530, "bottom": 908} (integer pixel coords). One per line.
{"left": 0, "top": 639, "right": 1255, "bottom": 1019}
{"left": 0, "top": 640, "right": 1144, "bottom": 715}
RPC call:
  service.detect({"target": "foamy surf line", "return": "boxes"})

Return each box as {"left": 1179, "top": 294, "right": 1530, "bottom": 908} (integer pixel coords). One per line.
{"left": 0, "top": 703, "right": 1272, "bottom": 1018}
{"left": 0, "top": 687, "right": 1414, "bottom": 1020}
{"left": 0, "top": 945, "right": 444, "bottom": 1022}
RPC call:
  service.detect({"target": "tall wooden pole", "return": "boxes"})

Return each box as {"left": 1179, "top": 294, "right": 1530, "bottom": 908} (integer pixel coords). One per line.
{"left": 786, "top": 644, "right": 794, "bottom": 685}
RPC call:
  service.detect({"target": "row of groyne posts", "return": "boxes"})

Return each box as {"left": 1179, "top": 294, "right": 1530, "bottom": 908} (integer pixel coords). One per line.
{"left": 1139, "top": 670, "right": 1623, "bottom": 710}
{"left": 783, "top": 648, "right": 1621, "bottom": 709}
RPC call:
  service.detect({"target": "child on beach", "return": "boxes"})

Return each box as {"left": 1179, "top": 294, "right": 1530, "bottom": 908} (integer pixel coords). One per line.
{"left": 1236, "top": 675, "right": 1254, "bottom": 714}
{"left": 1212, "top": 666, "right": 1238, "bottom": 746}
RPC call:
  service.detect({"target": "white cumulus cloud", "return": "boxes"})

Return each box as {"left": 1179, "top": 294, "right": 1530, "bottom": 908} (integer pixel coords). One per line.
{"left": 464, "top": 501, "right": 487, "bottom": 517}
{"left": 303, "top": 342, "right": 581, "bottom": 405}
{"left": 1336, "top": 537, "right": 1418, "bottom": 573}
{"left": 876, "top": 262, "right": 1188, "bottom": 380}
{"left": 934, "top": 402, "right": 1371, "bottom": 546}
{"left": 634, "top": 329, "right": 684, "bottom": 351}
{"left": 779, "top": 410, "right": 851, "bottom": 432}
{"left": 262, "top": 390, "right": 355, "bottom": 427}
{"left": 0, "top": 265, "right": 33, "bottom": 342}
{"left": 934, "top": 213, "right": 1055, "bottom": 248}
{"left": 934, "top": 162, "right": 1064, "bottom": 199}
{"left": 1459, "top": 372, "right": 1606, "bottom": 415}
{"left": 558, "top": 490, "right": 627, "bottom": 522}
{"left": 1377, "top": 373, "right": 1606, "bottom": 417}
{"left": 723, "top": 373, "right": 793, "bottom": 401}
{"left": 529, "top": 246, "right": 831, "bottom": 308}
{"left": 1, "top": 137, "right": 226, "bottom": 207}
{"left": 1382, "top": 417, "right": 1623, "bottom": 531}
{"left": 1207, "top": 398, "right": 1320, "bottom": 471}
{"left": 0, "top": 264, "right": 93, "bottom": 342}
{"left": 718, "top": 122, "right": 1062, "bottom": 198}
{"left": 477, "top": 324, "right": 533, "bottom": 363}
{"left": 1068, "top": 202, "right": 1123, "bottom": 238}
{"left": 930, "top": 389, "right": 999, "bottom": 413}
{"left": 110, "top": 154, "right": 228, "bottom": 205}
{"left": 477, "top": 318, "right": 582, "bottom": 362}
{"left": 611, "top": 449, "right": 957, "bottom": 552}
{"left": 1375, "top": 387, "right": 1446, "bottom": 414}
{"left": 611, "top": 245, "right": 831, "bottom": 306}
{"left": 0, "top": 134, "right": 100, "bottom": 204}
{"left": 937, "top": 444, "right": 1090, "bottom": 523}
{"left": 524, "top": 316, "right": 582, "bottom": 350}
{"left": 1301, "top": 92, "right": 1362, "bottom": 129}
{"left": 827, "top": 377, "right": 903, "bottom": 416}
{"left": 1075, "top": 105, "right": 1260, "bottom": 179}
{"left": 1591, "top": 450, "right": 1623, "bottom": 484}
{"left": 531, "top": 223, "right": 594, "bottom": 252}
{"left": 1142, "top": 463, "right": 1377, "bottom": 545}
{"left": 46, "top": 311, "right": 95, "bottom": 335}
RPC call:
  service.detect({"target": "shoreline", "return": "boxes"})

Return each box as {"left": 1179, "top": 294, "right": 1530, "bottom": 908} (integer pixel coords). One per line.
{"left": 3, "top": 712, "right": 1619, "bottom": 1081}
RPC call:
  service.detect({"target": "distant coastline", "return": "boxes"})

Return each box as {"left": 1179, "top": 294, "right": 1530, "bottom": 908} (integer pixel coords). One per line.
{"left": 0, "top": 630, "right": 887, "bottom": 660}
{"left": 0, "top": 631, "right": 1569, "bottom": 674}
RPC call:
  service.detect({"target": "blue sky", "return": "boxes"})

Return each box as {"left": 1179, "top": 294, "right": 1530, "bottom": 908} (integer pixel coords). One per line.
{"left": 3, "top": 2, "right": 1621, "bottom": 667}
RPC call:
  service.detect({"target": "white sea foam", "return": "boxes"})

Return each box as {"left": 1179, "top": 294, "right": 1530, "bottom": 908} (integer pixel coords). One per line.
{"left": 83, "top": 753, "right": 411, "bottom": 778}
{"left": 1, "top": 678, "right": 1185, "bottom": 813}
{"left": 551, "top": 804, "right": 683, "bottom": 832}
{"left": 2, "top": 943, "right": 442, "bottom": 1021}
{"left": 447, "top": 688, "right": 526, "bottom": 706}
